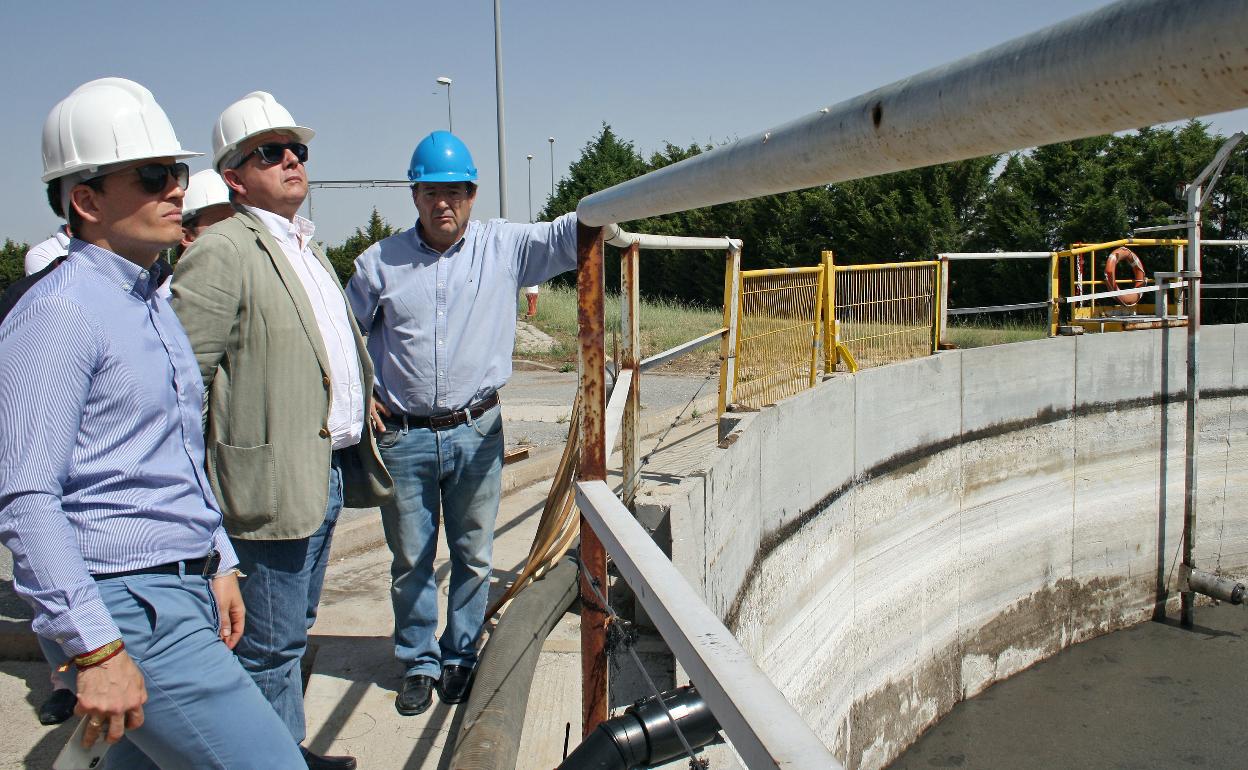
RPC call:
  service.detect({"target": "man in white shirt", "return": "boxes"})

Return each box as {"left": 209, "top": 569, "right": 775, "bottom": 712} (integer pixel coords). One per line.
{"left": 171, "top": 92, "right": 391, "bottom": 770}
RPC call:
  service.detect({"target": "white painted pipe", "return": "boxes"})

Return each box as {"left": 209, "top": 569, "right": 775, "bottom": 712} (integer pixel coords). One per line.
{"left": 578, "top": 0, "right": 1248, "bottom": 227}
{"left": 603, "top": 223, "right": 742, "bottom": 251}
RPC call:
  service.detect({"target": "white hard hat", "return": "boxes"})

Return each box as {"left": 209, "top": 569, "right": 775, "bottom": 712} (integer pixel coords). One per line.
{"left": 212, "top": 91, "right": 314, "bottom": 172}
{"left": 41, "top": 77, "right": 201, "bottom": 183}
{"left": 182, "top": 170, "right": 232, "bottom": 219}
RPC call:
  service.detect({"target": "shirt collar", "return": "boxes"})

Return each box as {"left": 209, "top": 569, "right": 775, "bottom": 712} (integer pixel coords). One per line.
{"left": 69, "top": 239, "right": 168, "bottom": 300}
{"left": 412, "top": 220, "right": 472, "bottom": 256}
{"left": 244, "top": 205, "right": 316, "bottom": 250}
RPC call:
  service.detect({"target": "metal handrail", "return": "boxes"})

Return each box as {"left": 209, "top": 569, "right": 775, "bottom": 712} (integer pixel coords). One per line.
{"left": 577, "top": 0, "right": 1248, "bottom": 227}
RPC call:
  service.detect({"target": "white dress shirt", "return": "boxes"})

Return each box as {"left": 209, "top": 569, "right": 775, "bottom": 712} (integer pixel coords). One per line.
{"left": 24, "top": 226, "right": 72, "bottom": 275}
{"left": 244, "top": 206, "right": 364, "bottom": 449}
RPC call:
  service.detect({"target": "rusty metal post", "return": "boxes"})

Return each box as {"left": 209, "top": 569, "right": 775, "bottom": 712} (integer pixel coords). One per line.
{"left": 575, "top": 222, "right": 609, "bottom": 735}
{"left": 620, "top": 243, "right": 641, "bottom": 509}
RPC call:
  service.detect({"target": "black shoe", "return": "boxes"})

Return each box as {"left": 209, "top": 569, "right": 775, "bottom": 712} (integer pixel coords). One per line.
{"left": 395, "top": 674, "right": 435, "bottom": 716}
{"left": 438, "top": 664, "right": 474, "bottom": 704}
{"left": 299, "top": 747, "right": 357, "bottom": 770}
{"left": 37, "top": 688, "right": 76, "bottom": 726}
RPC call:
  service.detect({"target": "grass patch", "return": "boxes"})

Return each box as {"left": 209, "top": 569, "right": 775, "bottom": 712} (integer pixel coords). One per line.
{"left": 523, "top": 283, "right": 724, "bottom": 370}
{"left": 945, "top": 319, "right": 1048, "bottom": 348}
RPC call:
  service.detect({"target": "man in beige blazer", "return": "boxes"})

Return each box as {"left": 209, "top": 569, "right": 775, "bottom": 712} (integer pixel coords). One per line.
{"left": 171, "top": 92, "right": 390, "bottom": 770}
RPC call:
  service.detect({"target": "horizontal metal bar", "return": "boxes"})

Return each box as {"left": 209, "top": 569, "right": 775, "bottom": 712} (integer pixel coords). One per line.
{"left": 307, "top": 179, "right": 411, "bottom": 188}
{"left": 1204, "top": 283, "right": 1248, "bottom": 289}
{"left": 603, "top": 224, "right": 742, "bottom": 251}
{"left": 1064, "top": 281, "right": 1186, "bottom": 303}
{"left": 603, "top": 368, "right": 633, "bottom": 454}
{"left": 1055, "top": 238, "right": 1186, "bottom": 257}
{"left": 947, "top": 300, "right": 1050, "bottom": 315}
{"left": 639, "top": 328, "right": 726, "bottom": 372}
{"left": 740, "top": 266, "right": 825, "bottom": 278}
{"left": 1200, "top": 240, "right": 1248, "bottom": 246}
{"left": 938, "top": 252, "right": 1053, "bottom": 260}
{"left": 834, "top": 261, "right": 939, "bottom": 271}
{"left": 576, "top": 0, "right": 1248, "bottom": 227}
{"left": 1132, "top": 223, "right": 1191, "bottom": 234}
{"left": 574, "top": 480, "right": 841, "bottom": 769}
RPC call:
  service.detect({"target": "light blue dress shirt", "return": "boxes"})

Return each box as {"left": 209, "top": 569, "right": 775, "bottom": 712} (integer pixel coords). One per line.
{"left": 346, "top": 214, "right": 579, "bottom": 414}
{"left": 0, "top": 241, "right": 238, "bottom": 655}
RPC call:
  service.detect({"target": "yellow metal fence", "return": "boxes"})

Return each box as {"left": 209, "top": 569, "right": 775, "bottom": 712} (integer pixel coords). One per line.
{"left": 826, "top": 252, "right": 940, "bottom": 370}
{"left": 724, "top": 254, "right": 940, "bottom": 411}
{"left": 732, "top": 267, "right": 825, "bottom": 409}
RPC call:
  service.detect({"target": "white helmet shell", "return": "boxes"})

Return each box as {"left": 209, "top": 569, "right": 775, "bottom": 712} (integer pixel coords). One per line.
{"left": 182, "top": 170, "right": 232, "bottom": 220}
{"left": 41, "top": 78, "right": 201, "bottom": 183}
{"left": 211, "top": 91, "right": 314, "bottom": 172}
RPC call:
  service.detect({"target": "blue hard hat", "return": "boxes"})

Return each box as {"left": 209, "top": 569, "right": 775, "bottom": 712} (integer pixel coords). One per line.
{"left": 408, "top": 131, "right": 478, "bottom": 183}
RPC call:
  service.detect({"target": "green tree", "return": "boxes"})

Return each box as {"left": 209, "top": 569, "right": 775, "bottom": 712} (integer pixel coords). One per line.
{"left": 0, "top": 239, "right": 29, "bottom": 295}
{"left": 324, "top": 208, "right": 397, "bottom": 285}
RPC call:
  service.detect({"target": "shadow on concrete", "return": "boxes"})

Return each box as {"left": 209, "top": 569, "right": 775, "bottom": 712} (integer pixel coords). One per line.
{"left": 1, "top": 661, "right": 77, "bottom": 769}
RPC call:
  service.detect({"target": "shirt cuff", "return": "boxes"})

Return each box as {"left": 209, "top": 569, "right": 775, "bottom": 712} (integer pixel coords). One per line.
{"left": 39, "top": 593, "right": 123, "bottom": 658}
{"left": 211, "top": 528, "right": 239, "bottom": 574}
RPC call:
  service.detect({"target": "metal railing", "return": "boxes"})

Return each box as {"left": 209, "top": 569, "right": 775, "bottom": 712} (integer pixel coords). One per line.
{"left": 567, "top": 0, "right": 1248, "bottom": 765}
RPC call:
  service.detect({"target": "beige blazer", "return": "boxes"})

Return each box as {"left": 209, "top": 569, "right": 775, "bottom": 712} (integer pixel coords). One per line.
{"left": 171, "top": 207, "right": 392, "bottom": 540}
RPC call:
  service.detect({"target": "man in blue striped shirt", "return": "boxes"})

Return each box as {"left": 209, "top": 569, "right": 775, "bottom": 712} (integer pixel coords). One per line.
{"left": 0, "top": 78, "right": 302, "bottom": 769}
{"left": 346, "top": 131, "right": 581, "bottom": 715}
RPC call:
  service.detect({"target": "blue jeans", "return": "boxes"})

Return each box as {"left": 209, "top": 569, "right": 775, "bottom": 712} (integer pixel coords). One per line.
{"left": 377, "top": 403, "right": 504, "bottom": 677}
{"left": 85, "top": 570, "right": 304, "bottom": 769}
{"left": 230, "top": 454, "right": 343, "bottom": 743}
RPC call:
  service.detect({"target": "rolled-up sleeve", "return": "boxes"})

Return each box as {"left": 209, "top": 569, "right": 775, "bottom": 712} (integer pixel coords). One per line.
{"left": 0, "top": 298, "right": 119, "bottom": 655}
{"left": 513, "top": 213, "right": 580, "bottom": 287}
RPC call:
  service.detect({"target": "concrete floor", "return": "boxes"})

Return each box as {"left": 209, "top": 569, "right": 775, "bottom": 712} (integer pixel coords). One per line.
{"left": 891, "top": 602, "right": 1248, "bottom": 770}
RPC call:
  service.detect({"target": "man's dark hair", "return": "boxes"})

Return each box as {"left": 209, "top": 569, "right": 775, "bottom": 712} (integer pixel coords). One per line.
{"left": 45, "top": 179, "right": 63, "bottom": 218}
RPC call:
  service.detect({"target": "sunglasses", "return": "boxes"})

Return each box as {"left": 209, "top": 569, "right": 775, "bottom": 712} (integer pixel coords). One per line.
{"left": 134, "top": 162, "right": 190, "bottom": 194}
{"left": 236, "top": 142, "right": 309, "bottom": 168}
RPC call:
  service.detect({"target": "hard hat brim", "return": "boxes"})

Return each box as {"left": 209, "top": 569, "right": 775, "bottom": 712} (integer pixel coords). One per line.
{"left": 42, "top": 149, "right": 204, "bottom": 183}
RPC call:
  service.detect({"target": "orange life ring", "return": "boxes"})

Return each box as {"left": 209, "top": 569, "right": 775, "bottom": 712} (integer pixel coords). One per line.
{"left": 1104, "top": 247, "right": 1146, "bottom": 306}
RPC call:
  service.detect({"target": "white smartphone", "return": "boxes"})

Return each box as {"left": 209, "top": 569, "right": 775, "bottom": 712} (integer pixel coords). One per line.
{"left": 52, "top": 717, "right": 111, "bottom": 770}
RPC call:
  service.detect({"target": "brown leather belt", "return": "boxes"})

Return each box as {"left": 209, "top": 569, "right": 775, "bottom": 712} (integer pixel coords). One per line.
{"left": 386, "top": 391, "right": 500, "bottom": 431}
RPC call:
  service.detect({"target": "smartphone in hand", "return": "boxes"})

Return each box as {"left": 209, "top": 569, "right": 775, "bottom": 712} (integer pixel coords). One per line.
{"left": 52, "top": 717, "right": 111, "bottom": 770}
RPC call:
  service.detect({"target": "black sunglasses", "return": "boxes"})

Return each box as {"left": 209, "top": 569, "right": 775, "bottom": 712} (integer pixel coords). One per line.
{"left": 236, "top": 142, "right": 309, "bottom": 168}
{"left": 134, "top": 162, "right": 190, "bottom": 194}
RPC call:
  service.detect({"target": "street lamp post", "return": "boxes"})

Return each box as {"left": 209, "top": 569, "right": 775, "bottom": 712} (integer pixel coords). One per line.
{"left": 493, "top": 0, "right": 508, "bottom": 220}
{"left": 526, "top": 154, "right": 534, "bottom": 222}
{"left": 436, "top": 76, "right": 453, "bottom": 133}
{"left": 548, "top": 136, "right": 556, "bottom": 200}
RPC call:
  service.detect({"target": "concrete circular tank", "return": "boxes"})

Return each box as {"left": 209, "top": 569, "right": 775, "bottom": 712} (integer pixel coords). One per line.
{"left": 665, "top": 324, "right": 1248, "bottom": 769}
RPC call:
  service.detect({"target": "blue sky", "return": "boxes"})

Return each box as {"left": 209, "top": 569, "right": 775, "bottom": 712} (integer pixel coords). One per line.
{"left": 4, "top": 0, "right": 1247, "bottom": 245}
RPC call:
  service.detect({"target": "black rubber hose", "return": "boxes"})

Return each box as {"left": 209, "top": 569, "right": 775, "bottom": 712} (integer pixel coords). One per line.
{"left": 449, "top": 556, "right": 579, "bottom": 770}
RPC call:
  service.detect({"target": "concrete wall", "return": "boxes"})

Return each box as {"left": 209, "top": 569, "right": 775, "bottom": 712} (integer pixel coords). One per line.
{"left": 667, "top": 324, "right": 1248, "bottom": 769}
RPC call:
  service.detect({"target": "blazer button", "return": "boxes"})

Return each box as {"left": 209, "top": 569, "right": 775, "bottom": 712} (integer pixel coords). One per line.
{"left": 322, "top": 376, "right": 330, "bottom": 387}
{"left": 319, "top": 428, "right": 330, "bottom": 438}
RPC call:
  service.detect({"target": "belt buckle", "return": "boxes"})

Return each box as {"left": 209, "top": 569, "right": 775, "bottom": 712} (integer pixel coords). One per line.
{"left": 430, "top": 412, "right": 455, "bottom": 431}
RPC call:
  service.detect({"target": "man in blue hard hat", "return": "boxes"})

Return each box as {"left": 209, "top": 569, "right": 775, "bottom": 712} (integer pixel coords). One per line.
{"left": 346, "top": 131, "right": 580, "bottom": 716}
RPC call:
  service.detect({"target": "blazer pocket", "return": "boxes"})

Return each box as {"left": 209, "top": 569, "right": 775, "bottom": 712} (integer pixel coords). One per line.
{"left": 212, "top": 441, "right": 279, "bottom": 529}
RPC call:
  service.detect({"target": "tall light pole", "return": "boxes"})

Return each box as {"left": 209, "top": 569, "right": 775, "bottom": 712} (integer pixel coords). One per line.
{"left": 493, "top": 0, "right": 509, "bottom": 219}
{"left": 435, "top": 76, "right": 453, "bottom": 133}
{"left": 548, "top": 136, "right": 556, "bottom": 200}
{"left": 526, "top": 154, "right": 534, "bottom": 222}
